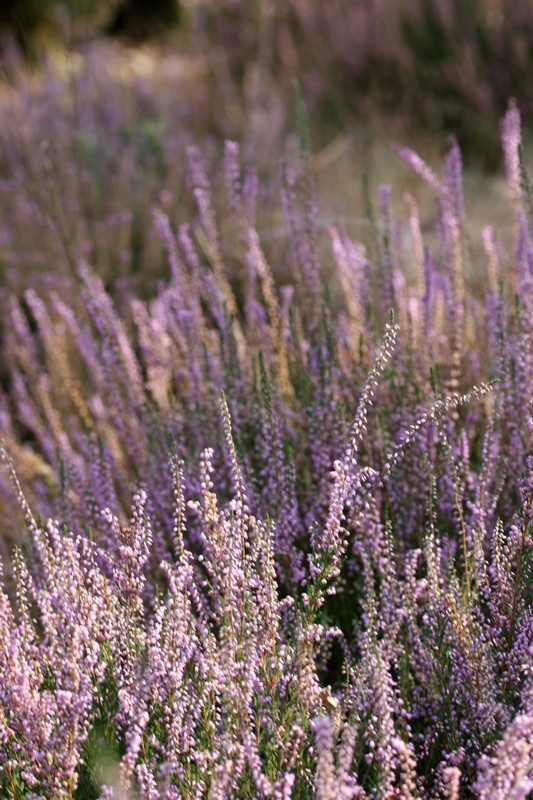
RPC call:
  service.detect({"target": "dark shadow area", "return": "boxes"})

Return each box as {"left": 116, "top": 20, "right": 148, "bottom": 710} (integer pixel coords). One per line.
{"left": 106, "top": 0, "right": 180, "bottom": 42}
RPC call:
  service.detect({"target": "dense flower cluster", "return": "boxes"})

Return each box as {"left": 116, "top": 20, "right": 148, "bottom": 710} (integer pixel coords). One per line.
{"left": 1, "top": 66, "right": 533, "bottom": 799}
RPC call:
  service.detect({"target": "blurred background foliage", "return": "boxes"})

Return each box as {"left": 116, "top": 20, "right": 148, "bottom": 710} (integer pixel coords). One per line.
{"left": 0, "top": 0, "right": 529, "bottom": 306}
{"left": 1, "top": 0, "right": 533, "bottom": 168}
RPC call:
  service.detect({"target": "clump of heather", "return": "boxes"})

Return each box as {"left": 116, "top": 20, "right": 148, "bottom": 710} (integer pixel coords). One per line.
{"left": 0, "top": 41, "right": 288, "bottom": 298}
{"left": 2, "top": 99, "right": 533, "bottom": 798}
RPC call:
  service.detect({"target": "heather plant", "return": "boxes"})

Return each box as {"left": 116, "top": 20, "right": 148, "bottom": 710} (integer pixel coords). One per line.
{"left": 3, "top": 91, "right": 533, "bottom": 798}
{"left": 0, "top": 40, "right": 231, "bottom": 294}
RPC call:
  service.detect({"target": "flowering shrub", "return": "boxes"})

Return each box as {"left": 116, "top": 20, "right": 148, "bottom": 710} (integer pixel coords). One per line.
{"left": 1, "top": 85, "right": 533, "bottom": 798}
